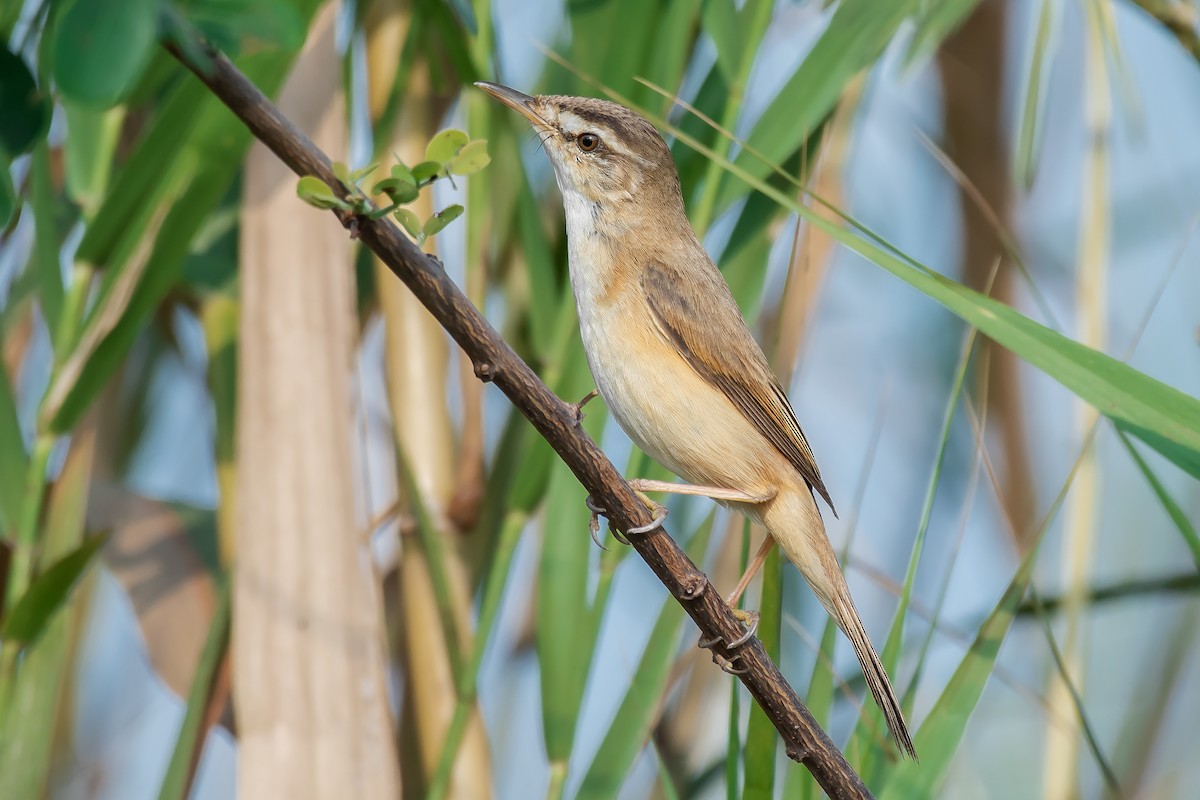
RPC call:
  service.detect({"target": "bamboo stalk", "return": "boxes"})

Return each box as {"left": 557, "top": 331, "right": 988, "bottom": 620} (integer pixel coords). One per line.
{"left": 231, "top": 7, "right": 399, "bottom": 796}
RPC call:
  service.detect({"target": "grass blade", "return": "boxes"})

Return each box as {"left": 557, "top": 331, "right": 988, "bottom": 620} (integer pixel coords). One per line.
{"left": 0, "top": 333, "right": 25, "bottom": 535}
{"left": 850, "top": 326, "right": 978, "bottom": 773}
{"left": 742, "top": 543, "right": 781, "bottom": 800}
{"left": 1, "top": 532, "right": 106, "bottom": 646}
{"left": 156, "top": 574, "right": 231, "bottom": 800}
{"left": 1116, "top": 431, "right": 1200, "bottom": 569}
{"left": 877, "top": 551, "right": 1034, "bottom": 799}
{"left": 576, "top": 515, "right": 715, "bottom": 800}
{"left": 1013, "top": 0, "right": 1059, "bottom": 190}
{"left": 537, "top": 346, "right": 608, "bottom": 780}
{"left": 711, "top": 0, "right": 917, "bottom": 213}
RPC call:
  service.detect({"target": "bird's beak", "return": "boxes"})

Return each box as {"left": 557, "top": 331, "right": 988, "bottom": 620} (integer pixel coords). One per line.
{"left": 475, "top": 82, "right": 547, "bottom": 127}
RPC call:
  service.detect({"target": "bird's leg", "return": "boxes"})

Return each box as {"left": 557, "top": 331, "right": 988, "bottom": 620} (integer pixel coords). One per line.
{"left": 726, "top": 536, "right": 778, "bottom": 608}
{"left": 627, "top": 479, "right": 776, "bottom": 505}
{"left": 566, "top": 388, "right": 599, "bottom": 426}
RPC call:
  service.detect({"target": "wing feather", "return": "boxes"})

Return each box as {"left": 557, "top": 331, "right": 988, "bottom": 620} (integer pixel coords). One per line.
{"left": 641, "top": 262, "right": 835, "bottom": 514}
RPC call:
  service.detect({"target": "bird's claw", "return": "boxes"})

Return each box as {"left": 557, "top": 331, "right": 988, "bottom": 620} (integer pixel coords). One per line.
{"left": 712, "top": 652, "right": 748, "bottom": 675}
{"left": 585, "top": 495, "right": 630, "bottom": 547}
{"left": 626, "top": 502, "right": 668, "bottom": 535}
{"left": 697, "top": 608, "right": 760, "bottom": 674}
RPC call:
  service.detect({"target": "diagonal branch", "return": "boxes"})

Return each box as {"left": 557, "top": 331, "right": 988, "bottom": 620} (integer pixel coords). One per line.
{"left": 165, "top": 39, "right": 874, "bottom": 800}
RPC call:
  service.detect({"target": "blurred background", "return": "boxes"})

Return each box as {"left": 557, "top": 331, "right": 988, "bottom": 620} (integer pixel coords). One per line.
{"left": 1, "top": 0, "right": 1199, "bottom": 797}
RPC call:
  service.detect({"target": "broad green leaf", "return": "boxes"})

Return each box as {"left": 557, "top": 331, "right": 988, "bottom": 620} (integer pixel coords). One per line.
{"left": 30, "top": 143, "right": 64, "bottom": 341}
{"left": 448, "top": 139, "right": 490, "bottom": 176}
{"left": 296, "top": 175, "right": 350, "bottom": 209}
{"left": 576, "top": 514, "right": 715, "bottom": 800}
{"left": 424, "top": 204, "right": 464, "bottom": 238}
{"left": 394, "top": 208, "right": 422, "bottom": 240}
{"left": 878, "top": 555, "right": 1035, "bottom": 799}
{"left": 641, "top": 0, "right": 702, "bottom": 118}
{"left": 2, "top": 533, "right": 108, "bottom": 645}
{"left": 904, "top": 0, "right": 985, "bottom": 66}
{"left": 425, "top": 128, "right": 469, "bottom": 165}
{"left": 47, "top": 160, "right": 237, "bottom": 433}
{"left": 0, "top": 335, "right": 25, "bottom": 535}
{"left": 0, "top": 431, "right": 94, "bottom": 797}
{"left": 712, "top": 0, "right": 917, "bottom": 213}
{"left": 514, "top": 173, "right": 561, "bottom": 357}
{"left": 702, "top": 0, "right": 746, "bottom": 80}
{"left": 537, "top": 351, "right": 607, "bottom": 763}
{"left": 53, "top": 0, "right": 159, "bottom": 107}
{"left": 64, "top": 102, "right": 124, "bottom": 216}
{"left": 0, "top": 47, "right": 49, "bottom": 156}
{"left": 185, "top": 0, "right": 306, "bottom": 52}
{"left": 73, "top": 79, "right": 205, "bottom": 271}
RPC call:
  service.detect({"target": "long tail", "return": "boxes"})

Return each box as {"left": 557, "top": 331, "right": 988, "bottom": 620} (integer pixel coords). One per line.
{"left": 761, "top": 484, "right": 917, "bottom": 760}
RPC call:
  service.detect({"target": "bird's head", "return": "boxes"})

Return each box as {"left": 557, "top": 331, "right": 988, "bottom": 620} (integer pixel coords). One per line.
{"left": 476, "top": 82, "right": 682, "bottom": 215}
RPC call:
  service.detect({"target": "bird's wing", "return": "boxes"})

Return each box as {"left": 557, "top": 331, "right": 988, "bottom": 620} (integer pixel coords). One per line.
{"left": 641, "top": 261, "right": 835, "bottom": 514}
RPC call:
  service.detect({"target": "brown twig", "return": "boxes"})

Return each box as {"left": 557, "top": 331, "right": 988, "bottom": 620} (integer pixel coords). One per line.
{"left": 165, "top": 40, "right": 874, "bottom": 799}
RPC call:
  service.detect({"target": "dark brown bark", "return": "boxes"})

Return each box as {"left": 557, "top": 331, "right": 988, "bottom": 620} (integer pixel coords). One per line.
{"left": 166, "top": 41, "right": 874, "bottom": 800}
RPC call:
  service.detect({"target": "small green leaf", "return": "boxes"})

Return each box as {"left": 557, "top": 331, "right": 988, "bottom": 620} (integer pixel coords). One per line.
{"left": 394, "top": 207, "right": 423, "bottom": 240}
{"left": 412, "top": 160, "right": 443, "bottom": 184}
{"left": 390, "top": 163, "right": 416, "bottom": 184}
{"left": 348, "top": 162, "right": 379, "bottom": 185}
{"left": 54, "top": 0, "right": 159, "bottom": 107}
{"left": 2, "top": 533, "right": 109, "bottom": 646}
{"left": 296, "top": 175, "right": 350, "bottom": 210}
{"left": 0, "top": 47, "right": 49, "bottom": 156}
{"left": 332, "top": 161, "right": 351, "bottom": 186}
{"left": 423, "top": 204, "right": 464, "bottom": 238}
{"left": 448, "top": 139, "right": 491, "bottom": 176}
{"left": 425, "top": 128, "right": 469, "bottom": 164}
{"left": 372, "top": 177, "right": 419, "bottom": 204}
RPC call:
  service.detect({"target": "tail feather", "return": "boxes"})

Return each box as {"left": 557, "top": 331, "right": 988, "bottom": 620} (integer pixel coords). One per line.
{"left": 761, "top": 484, "right": 917, "bottom": 759}
{"left": 833, "top": 590, "right": 918, "bottom": 760}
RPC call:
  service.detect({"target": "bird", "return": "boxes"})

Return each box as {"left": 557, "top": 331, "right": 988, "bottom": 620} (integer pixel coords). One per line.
{"left": 477, "top": 81, "right": 916, "bottom": 759}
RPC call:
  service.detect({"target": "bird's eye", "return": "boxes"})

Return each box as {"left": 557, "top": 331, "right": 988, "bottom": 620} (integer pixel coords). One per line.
{"left": 577, "top": 132, "right": 600, "bottom": 152}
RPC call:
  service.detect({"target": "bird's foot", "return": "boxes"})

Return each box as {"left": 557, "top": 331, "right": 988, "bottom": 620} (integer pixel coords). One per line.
{"left": 585, "top": 492, "right": 668, "bottom": 547}
{"left": 697, "top": 608, "right": 759, "bottom": 674}
{"left": 625, "top": 498, "right": 668, "bottom": 535}
{"left": 585, "top": 495, "right": 624, "bottom": 547}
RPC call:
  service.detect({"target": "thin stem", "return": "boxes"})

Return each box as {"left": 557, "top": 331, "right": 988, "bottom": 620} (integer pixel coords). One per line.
{"left": 4, "top": 434, "right": 54, "bottom": 610}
